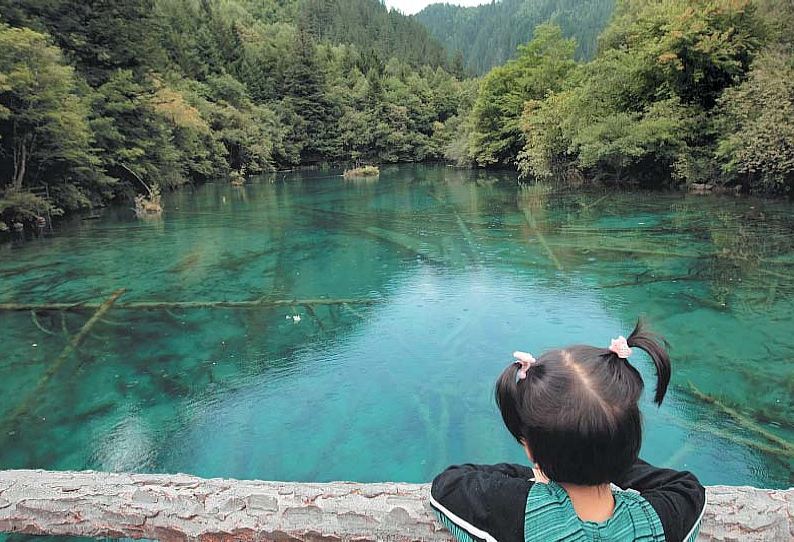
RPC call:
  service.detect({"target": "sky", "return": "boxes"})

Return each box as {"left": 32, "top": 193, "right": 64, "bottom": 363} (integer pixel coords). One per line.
{"left": 383, "top": 0, "right": 490, "bottom": 15}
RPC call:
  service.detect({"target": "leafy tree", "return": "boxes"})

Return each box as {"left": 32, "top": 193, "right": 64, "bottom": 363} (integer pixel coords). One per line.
{"left": 518, "top": 0, "right": 765, "bottom": 186}
{"left": 0, "top": 24, "right": 104, "bottom": 220}
{"left": 716, "top": 48, "right": 794, "bottom": 193}
{"left": 599, "top": 0, "right": 762, "bottom": 109}
{"left": 0, "top": 0, "right": 166, "bottom": 84}
{"left": 281, "top": 27, "right": 339, "bottom": 162}
{"left": 90, "top": 70, "right": 184, "bottom": 194}
{"left": 469, "top": 24, "right": 576, "bottom": 166}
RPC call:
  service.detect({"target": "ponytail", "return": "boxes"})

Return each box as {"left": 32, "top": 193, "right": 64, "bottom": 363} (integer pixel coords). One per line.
{"left": 626, "top": 320, "right": 671, "bottom": 405}
{"left": 495, "top": 362, "right": 525, "bottom": 442}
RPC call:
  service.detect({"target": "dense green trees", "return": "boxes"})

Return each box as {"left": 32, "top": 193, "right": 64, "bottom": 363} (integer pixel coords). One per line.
{"left": 0, "top": 0, "right": 466, "bottom": 224}
{"left": 302, "top": 0, "right": 450, "bottom": 69}
{"left": 0, "top": 24, "right": 105, "bottom": 221}
{"left": 442, "top": 0, "right": 793, "bottom": 194}
{"left": 515, "top": 0, "right": 788, "bottom": 192}
{"left": 416, "top": 0, "right": 615, "bottom": 74}
{"left": 467, "top": 25, "right": 576, "bottom": 166}
{"left": 716, "top": 49, "right": 794, "bottom": 192}
{"left": 2, "top": 0, "right": 792, "bottom": 227}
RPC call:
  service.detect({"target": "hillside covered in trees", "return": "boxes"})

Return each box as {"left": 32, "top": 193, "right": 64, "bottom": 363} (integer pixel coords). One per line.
{"left": 2, "top": 0, "right": 792, "bottom": 228}
{"left": 441, "top": 0, "right": 794, "bottom": 195}
{"left": 415, "top": 0, "right": 615, "bottom": 74}
{"left": 0, "top": 0, "right": 469, "bottom": 223}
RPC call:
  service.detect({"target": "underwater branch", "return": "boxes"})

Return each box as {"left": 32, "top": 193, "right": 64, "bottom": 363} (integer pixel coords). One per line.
{"left": 0, "top": 470, "right": 791, "bottom": 541}
{"left": 0, "top": 297, "right": 378, "bottom": 312}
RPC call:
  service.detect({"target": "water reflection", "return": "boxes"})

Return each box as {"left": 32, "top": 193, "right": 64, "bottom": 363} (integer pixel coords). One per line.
{"left": 0, "top": 165, "right": 791, "bottom": 488}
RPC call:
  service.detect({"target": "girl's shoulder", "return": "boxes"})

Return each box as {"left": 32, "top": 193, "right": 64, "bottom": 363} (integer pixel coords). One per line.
{"left": 431, "top": 460, "right": 706, "bottom": 542}
{"left": 524, "top": 482, "right": 666, "bottom": 541}
{"left": 613, "top": 459, "right": 706, "bottom": 542}
{"left": 431, "top": 463, "right": 535, "bottom": 542}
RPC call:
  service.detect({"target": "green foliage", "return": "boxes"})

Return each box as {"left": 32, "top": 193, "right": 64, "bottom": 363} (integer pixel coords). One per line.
{"left": 416, "top": 0, "right": 615, "bottom": 75}
{"left": 91, "top": 70, "right": 185, "bottom": 192}
{"left": 0, "top": 24, "right": 105, "bottom": 218}
{"left": 0, "top": 0, "right": 166, "bottom": 84}
{"left": 716, "top": 48, "right": 794, "bottom": 193}
{"left": 0, "top": 189, "right": 60, "bottom": 223}
{"left": 468, "top": 25, "right": 577, "bottom": 166}
{"left": 514, "top": 0, "right": 778, "bottom": 190}
{"left": 599, "top": 0, "right": 762, "bottom": 109}
{"left": 301, "top": 0, "right": 450, "bottom": 69}
{"left": 0, "top": 0, "right": 468, "bottom": 224}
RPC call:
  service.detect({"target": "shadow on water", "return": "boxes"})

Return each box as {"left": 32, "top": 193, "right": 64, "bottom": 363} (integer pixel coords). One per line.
{"left": 0, "top": 165, "right": 792, "bottom": 499}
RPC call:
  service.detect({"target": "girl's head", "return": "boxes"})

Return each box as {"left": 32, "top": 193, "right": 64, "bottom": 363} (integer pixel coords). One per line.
{"left": 495, "top": 320, "right": 670, "bottom": 486}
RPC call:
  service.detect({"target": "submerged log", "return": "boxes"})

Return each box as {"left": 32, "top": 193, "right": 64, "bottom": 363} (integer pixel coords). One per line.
{"left": 0, "top": 470, "right": 791, "bottom": 541}
{"left": 0, "top": 297, "right": 378, "bottom": 313}
{"left": 521, "top": 208, "right": 564, "bottom": 271}
{"left": 687, "top": 383, "right": 794, "bottom": 457}
{"left": 1, "top": 289, "right": 127, "bottom": 436}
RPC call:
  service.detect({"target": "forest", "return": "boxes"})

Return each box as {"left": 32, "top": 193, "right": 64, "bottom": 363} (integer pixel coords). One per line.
{"left": 444, "top": 0, "right": 794, "bottom": 195}
{"left": 0, "top": 0, "right": 470, "bottom": 224}
{"left": 1, "top": 0, "right": 793, "bottom": 227}
{"left": 416, "top": 0, "right": 616, "bottom": 74}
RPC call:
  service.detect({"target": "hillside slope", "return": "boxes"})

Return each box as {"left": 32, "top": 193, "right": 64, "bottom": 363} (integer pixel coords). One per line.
{"left": 298, "top": 0, "right": 453, "bottom": 69}
{"left": 415, "top": 0, "right": 615, "bottom": 74}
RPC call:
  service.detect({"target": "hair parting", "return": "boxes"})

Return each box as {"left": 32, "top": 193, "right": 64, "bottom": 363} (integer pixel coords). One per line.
{"left": 494, "top": 318, "right": 672, "bottom": 485}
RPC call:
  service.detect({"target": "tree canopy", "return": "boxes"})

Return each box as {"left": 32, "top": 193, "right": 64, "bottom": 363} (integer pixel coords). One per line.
{"left": 0, "top": 0, "right": 468, "bottom": 223}
{"left": 416, "top": 0, "right": 615, "bottom": 75}
{"left": 439, "top": 0, "right": 794, "bottom": 195}
{"left": 1, "top": 0, "right": 792, "bottom": 227}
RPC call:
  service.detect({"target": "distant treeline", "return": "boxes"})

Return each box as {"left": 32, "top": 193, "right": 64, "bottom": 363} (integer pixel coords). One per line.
{"left": 442, "top": 0, "right": 794, "bottom": 195}
{"left": 0, "top": 0, "right": 470, "bottom": 223}
{"left": 416, "top": 0, "right": 616, "bottom": 74}
{"left": 2, "top": 0, "right": 792, "bottom": 227}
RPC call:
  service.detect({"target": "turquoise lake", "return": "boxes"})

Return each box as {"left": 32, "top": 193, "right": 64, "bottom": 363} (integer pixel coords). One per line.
{"left": 1, "top": 164, "right": 792, "bottom": 494}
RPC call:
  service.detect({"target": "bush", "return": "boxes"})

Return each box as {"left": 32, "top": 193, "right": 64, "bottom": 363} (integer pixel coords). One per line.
{"left": 343, "top": 165, "right": 380, "bottom": 178}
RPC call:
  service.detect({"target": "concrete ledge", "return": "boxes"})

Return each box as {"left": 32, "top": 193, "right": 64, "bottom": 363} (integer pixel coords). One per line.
{"left": 0, "top": 470, "right": 791, "bottom": 541}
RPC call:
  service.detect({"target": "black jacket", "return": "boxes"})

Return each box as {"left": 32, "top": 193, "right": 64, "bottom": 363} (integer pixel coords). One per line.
{"left": 430, "top": 459, "right": 706, "bottom": 542}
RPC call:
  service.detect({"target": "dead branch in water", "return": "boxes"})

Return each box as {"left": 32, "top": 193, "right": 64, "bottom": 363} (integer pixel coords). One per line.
{"left": 120, "top": 163, "right": 153, "bottom": 199}
{"left": 2, "top": 289, "right": 126, "bottom": 434}
{"left": 522, "top": 208, "right": 564, "bottom": 271}
{"left": 30, "top": 310, "right": 58, "bottom": 336}
{"left": 0, "top": 297, "right": 379, "bottom": 313}
{"left": 687, "top": 382, "right": 794, "bottom": 457}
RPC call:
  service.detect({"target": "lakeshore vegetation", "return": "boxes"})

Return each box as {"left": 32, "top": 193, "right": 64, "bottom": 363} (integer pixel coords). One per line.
{"left": 443, "top": 0, "right": 794, "bottom": 195}
{"left": 1, "top": 0, "right": 793, "bottom": 226}
{"left": 0, "top": 0, "right": 470, "bottom": 223}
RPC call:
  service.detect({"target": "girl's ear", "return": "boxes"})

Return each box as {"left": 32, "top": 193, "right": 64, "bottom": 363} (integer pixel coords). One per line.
{"left": 520, "top": 438, "right": 534, "bottom": 463}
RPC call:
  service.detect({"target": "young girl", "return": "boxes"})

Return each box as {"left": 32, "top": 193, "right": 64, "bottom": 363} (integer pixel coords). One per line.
{"left": 431, "top": 321, "right": 706, "bottom": 542}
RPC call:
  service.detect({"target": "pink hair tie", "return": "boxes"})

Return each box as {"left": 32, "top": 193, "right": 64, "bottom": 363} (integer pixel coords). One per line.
{"left": 609, "top": 336, "right": 632, "bottom": 359}
{"left": 513, "top": 351, "right": 536, "bottom": 379}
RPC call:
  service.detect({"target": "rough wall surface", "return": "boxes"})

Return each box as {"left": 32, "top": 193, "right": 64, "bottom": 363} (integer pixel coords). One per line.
{"left": 0, "top": 470, "right": 791, "bottom": 541}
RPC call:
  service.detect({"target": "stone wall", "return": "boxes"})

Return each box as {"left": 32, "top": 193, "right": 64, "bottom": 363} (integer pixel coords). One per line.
{"left": 0, "top": 470, "right": 791, "bottom": 541}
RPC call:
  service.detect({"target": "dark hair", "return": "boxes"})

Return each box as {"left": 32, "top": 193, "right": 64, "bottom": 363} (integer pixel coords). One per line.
{"left": 495, "top": 320, "right": 670, "bottom": 486}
